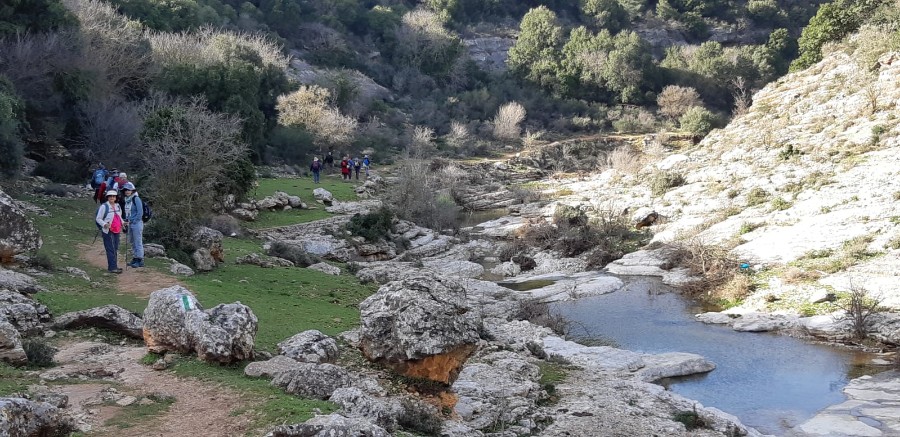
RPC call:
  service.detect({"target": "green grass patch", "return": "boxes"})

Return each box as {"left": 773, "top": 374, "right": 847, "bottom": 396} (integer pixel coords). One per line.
{"left": 746, "top": 187, "right": 770, "bottom": 207}
{"left": 770, "top": 197, "right": 793, "bottom": 211}
{"left": 245, "top": 176, "right": 362, "bottom": 230}
{"left": 170, "top": 358, "right": 336, "bottom": 430}
{"left": 105, "top": 393, "right": 176, "bottom": 429}
{"left": 537, "top": 362, "right": 569, "bottom": 385}
{"left": 0, "top": 364, "right": 35, "bottom": 396}
{"left": 791, "top": 235, "right": 881, "bottom": 274}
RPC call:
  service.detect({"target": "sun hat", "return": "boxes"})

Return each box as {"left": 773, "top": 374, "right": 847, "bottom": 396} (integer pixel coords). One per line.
{"left": 119, "top": 172, "right": 127, "bottom": 178}
{"left": 123, "top": 182, "right": 135, "bottom": 191}
{"left": 105, "top": 190, "right": 118, "bottom": 197}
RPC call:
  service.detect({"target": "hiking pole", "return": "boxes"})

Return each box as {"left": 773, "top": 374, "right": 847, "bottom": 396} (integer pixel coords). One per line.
{"left": 123, "top": 226, "right": 129, "bottom": 272}
{"left": 92, "top": 229, "right": 100, "bottom": 245}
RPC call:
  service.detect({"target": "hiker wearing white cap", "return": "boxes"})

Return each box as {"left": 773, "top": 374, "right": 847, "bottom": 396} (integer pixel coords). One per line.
{"left": 95, "top": 189, "right": 124, "bottom": 273}
{"left": 310, "top": 157, "right": 322, "bottom": 184}
{"left": 122, "top": 182, "right": 145, "bottom": 268}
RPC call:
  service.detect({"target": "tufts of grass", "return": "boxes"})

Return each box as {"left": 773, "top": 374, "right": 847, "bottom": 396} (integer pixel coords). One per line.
{"left": 140, "top": 352, "right": 162, "bottom": 366}
{"left": 745, "top": 187, "right": 769, "bottom": 207}
{"left": 738, "top": 222, "right": 764, "bottom": 235}
{"left": 673, "top": 407, "right": 706, "bottom": 430}
{"left": 792, "top": 235, "right": 880, "bottom": 274}
{"left": 105, "top": 394, "right": 176, "bottom": 429}
{"left": 649, "top": 170, "right": 686, "bottom": 197}
{"left": 770, "top": 197, "right": 793, "bottom": 211}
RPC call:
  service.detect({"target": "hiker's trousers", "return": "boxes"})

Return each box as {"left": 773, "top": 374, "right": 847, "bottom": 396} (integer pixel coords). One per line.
{"left": 102, "top": 231, "right": 120, "bottom": 271}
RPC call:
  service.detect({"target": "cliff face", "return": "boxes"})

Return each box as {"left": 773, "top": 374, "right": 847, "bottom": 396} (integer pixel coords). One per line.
{"left": 556, "top": 48, "right": 900, "bottom": 308}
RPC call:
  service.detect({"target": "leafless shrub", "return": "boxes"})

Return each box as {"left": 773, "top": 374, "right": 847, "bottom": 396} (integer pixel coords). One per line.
{"left": 515, "top": 300, "right": 570, "bottom": 336}
{"left": 523, "top": 129, "right": 545, "bottom": 148}
{"left": 657, "top": 85, "right": 702, "bottom": 120}
{"left": 389, "top": 158, "right": 462, "bottom": 231}
{"left": 671, "top": 238, "right": 740, "bottom": 295}
{"left": 838, "top": 281, "right": 883, "bottom": 340}
{"left": 409, "top": 125, "right": 435, "bottom": 159}
{"left": 139, "top": 94, "right": 249, "bottom": 238}
{"left": 148, "top": 26, "right": 288, "bottom": 70}
{"left": 493, "top": 101, "right": 526, "bottom": 141}
{"left": 63, "top": 0, "right": 156, "bottom": 94}
{"left": 0, "top": 32, "right": 81, "bottom": 109}
{"left": 730, "top": 77, "right": 751, "bottom": 118}
{"left": 75, "top": 97, "right": 142, "bottom": 166}
{"left": 276, "top": 85, "right": 357, "bottom": 146}
{"left": 863, "top": 80, "right": 880, "bottom": 115}
{"left": 605, "top": 145, "right": 644, "bottom": 174}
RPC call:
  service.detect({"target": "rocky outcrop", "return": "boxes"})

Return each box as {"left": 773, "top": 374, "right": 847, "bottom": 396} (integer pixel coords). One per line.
{"left": 463, "top": 36, "right": 514, "bottom": 72}
{"left": 307, "top": 262, "right": 340, "bottom": 275}
{"left": 0, "top": 290, "right": 52, "bottom": 335}
{"left": 143, "top": 243, "right": 166, "bottom": 258}
{"left": 192, "top": 248, "right": 217, "bottom": 272}
{"left": 236, "top": 253, "right": 295, "bottom": 268}
{"left": 272, "top": 363, "right": 352, "bottom": 399}
{"left": 277, "top": 330, "right": 339, "bottom": 364}
{"left": 142, "top": 286, "right": 257, "bottom": 364}
{"left": 0, "top": 189, "right": 42, "bottom": 261}
{"left": 358, "top": 275, "right": 480, "bottom": 383}
{"left": 0, "top": 397, "right": 74, "bottom": 437}
{"left": 329, "top": 388, "right": 402, "bottom": 432}
{"left": 52, "top": 305, "right": 143, "bottom": 339}
{"left": 452, "top": 351, "right": 543, "bottom": 433}
{"left": 0, "top": 318, "right": 26, "bottom": 365}
{"left": 191, "top": 226, "right": 224, "bottom": 270}
{"left": 266, "top": 413, "right": 389, "bottom": 437}
{"left": 789, "top": 371, "right": 900, "bottom": 436}
{"left": 0, "top": 268, "right": 45, "bottom": 295}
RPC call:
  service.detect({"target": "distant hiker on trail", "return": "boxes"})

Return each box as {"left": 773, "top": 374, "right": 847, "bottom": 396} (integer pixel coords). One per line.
{"left": 340, "top": 156, "right": 351, "bottom": 181}
{"left": 310, "top": 157, "right": 322, "bottom": 184}
{"left": 96, "top": 189, "right": 124, "bottom": 274}
{"left": 362, "top": 155, "right": 371, "bottom": 177}
{"left": 324, "top": 151, "right": 335, "bottom": 173}
{"left": 353, "top": 156, "right": 362, "bottom": 180}
{"left": 90, "top": 164, "right": 108, "bottom": 204}
{"left": 122, "top": 183, "right": 144, "bottom": 268}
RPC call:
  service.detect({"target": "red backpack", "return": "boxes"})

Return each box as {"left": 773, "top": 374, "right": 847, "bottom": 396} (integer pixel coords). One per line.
{"left": 94, "top": 182, "right": 107, "bottom": 202}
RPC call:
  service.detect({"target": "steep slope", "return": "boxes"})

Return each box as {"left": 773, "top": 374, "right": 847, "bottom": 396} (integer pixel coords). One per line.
{"left": 557, "top": 47, "right": 900, "bottom": 308}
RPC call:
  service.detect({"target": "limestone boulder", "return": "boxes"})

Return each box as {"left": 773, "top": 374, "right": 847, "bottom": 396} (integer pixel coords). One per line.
{"left": 287, "top": 196, "right": 304, "bottom": 208}
{"left": 236, "top": 253, "right": 295, "bottom": 268}
{"left": 272, "top": 363, "right": 352, "bottom": 399}
{"left": 143, "top": 286, "right": 258, "bottom": 364}
{"left": 0, "top": 318, "right": 26, "bottom": 365}
{"left": 53, "top": 305, "right": 143, "bottom": 339}
{"left": 192, "top": 248, "right": 217, "bottom": 272}
{"left": 169, "top": 262, "right": 194, "bottom": 276}
{"left": 0, "top": 189, "right": 42, "bottom": 260}
{"left": 452, "top": 351, "right": 543, "bottom": 432}
{"left": 143, "top": 243, "right": 166, "bottom": 258}
{"left": 277, "top": 330, "right": 339, "bottom": 364}
{"left": 422, "top": 260, "right": 484, "bottom": 278}
{"left": 307, "top": 262, "right": 340, "bottom": 275}
{"left": 313, "top": 188, "right": 334, "bottom": 206}
{"left": 245, "top": 355, "right": 304, "bottom": 379}
{"left": 358, "top": 275, "right": 480, "bottom": 383}
{"left": 0, "top": 268, "right": 44, "bottom": 294}
{"left": 266, "top": 413, "right": 389, "bottom": 437}
{"left": 329, "top": 388, "right": 402, "bottom": 432}
{"left": 0, "top": 290, "right": 52, "bottom": 335}
{"left": 230, "top": 208, "right": 258, "bottom": 222}
{"left": 191, "top": 226, "right": 224, "bottom": 263}
{"left": 0, "top": 397, "right": 74, "bottom": 437}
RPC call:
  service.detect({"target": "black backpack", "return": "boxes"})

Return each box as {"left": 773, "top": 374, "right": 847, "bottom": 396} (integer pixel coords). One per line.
{"left": 131, "top": 196, "right": 153, "bottom": 222}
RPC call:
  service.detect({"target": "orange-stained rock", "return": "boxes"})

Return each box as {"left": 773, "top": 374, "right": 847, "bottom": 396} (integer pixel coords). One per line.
{"left": 382, "top": 344, "right": 477, "bottom": 384}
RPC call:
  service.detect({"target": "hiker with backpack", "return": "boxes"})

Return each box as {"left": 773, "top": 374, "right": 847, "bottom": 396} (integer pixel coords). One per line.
{"left": 340, "top": 156, "right": 351, "bottom": 181}
{"left": 90, "top": 164, "right": 108, "bottom": 204}
{"left": 122, "top": 183, "right": 145, "bottom": 268}
{"left": 95, "top": 189, "right": 124, "bottom": 274}
{"left": 353, "top": 156, "right": 362, "bottom": 180}
{"left": 362, "top": 155, "right": 371, "bottom": 177}
{"left": 310, "top": 157, "right": 322, "bottom": 184}
{"left": 324, "top": 151, "right": 334, "bottom": 173}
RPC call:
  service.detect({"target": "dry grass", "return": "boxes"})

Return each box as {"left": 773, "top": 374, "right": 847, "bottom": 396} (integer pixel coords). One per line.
{"left": 605, "top": 146, "right": 644, "bottom": 175}
{"left": 670, "top": 238, "right": 741, "bottom": 296}
{"left": 780, "top": 266, "right": 823, "bottom": 284}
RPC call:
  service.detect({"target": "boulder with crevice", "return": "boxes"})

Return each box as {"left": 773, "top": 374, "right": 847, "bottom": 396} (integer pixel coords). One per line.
{"left": 0, "top": 290, "right": 52, "bottom": 335}
{"left": 191, "top": 226, "right": 224, "bottom": 263}
{"left": 143, "top": 286, "right": 257, "bottom": 364}
{"left": 452, "top": 351, "right": 543, "bottom": 433}
{"left": 0, "top": 189, "right": 42, "bottom": 261}
{"left": 272, "top": 363, "right": 352, "bottom": 399}
{"left": 277, "top": 330, "right": 339, "bottom": 364}
{"left": 53, "top": 305, "right": 143, "bottom": 339}
{"left": 359, "top": 275, "right": 480, "bottom": 383}
{"left": 0, "top": 397, "right": 74, "bottom": 437}
{"left": 0, "top": 268, "right": 45, "bottom": 295}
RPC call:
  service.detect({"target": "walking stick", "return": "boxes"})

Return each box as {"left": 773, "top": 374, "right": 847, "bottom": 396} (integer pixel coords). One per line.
{"left": 92, "top": 229, "right": 100, "bottom": 245}
{"left": 123, "top": 226, "right": 129, "bottom": 272}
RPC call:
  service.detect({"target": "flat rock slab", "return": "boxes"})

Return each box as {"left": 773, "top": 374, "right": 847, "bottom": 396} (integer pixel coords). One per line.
{"left": 789, "top": 371, "right": 900, "bottom": 437}
{"left": 53, "top": 305, "right": 143, "bottom": 339}
{"left": 506, "top": 272, "right": 623, "bottom": 302}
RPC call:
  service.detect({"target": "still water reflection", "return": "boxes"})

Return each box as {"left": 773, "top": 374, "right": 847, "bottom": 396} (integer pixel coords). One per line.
{"left": 552, "top": 276, "right": 877, "bottom": 435}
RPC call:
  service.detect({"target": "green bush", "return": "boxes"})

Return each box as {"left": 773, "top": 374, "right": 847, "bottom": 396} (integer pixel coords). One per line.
{"left": 267, "top": 241, "right": 321, "bottom": 267}
{"left": 650, "top": 170, "right": 686, "bottom": 196}
{"left": 746, "top": 187, "right": 770, "bottom": 206}
{"left": 791, "top": 0, "right": 881, "bottom": 71}
{"left": 22, "top": 339, "right": 56, "bottom": 368}
{"left": 673, "top": 408, "right": 706, "bottom": 430}
{"left": 679, "top": 106, "right": 717, "bottom": 137}
{"left": 398, "top": 398, "right": 443, "bottom": 435}
{"left": 346, "top": 207, "right": 395, "bottom": 242}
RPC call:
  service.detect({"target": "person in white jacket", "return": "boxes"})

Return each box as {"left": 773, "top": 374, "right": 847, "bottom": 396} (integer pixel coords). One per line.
{"left": 95, "top": 189, "right": 124, "bottom": 273}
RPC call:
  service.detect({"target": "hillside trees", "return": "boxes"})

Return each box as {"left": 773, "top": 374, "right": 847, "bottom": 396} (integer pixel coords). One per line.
{"left": 791, "top": 0, "right": 883, "bottom": 71}
{"left": 0, "top": 0, "right": 76, "bottom": 36}
{"left": 507, "top": 6, "right": 564, "bottom": 90}
{"left": 0, "top": 77, "right": 24, "bottom": 178}
{"left": 275, "top": 85, "right": 357, "bottom": 149}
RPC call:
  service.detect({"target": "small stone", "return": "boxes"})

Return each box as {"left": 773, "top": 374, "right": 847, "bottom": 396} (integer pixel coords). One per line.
{"left": 115, "top": 396, "right": 137, "bottom": 407}
{"left": 151, "top": 359, "right": 168, "bottom": 371}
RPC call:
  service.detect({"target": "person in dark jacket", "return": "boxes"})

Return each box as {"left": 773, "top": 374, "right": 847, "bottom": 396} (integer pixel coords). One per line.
{"left": 310, "top": 157, "right": 322, "bottom": 184}
{"left": 324, "top": 151, "right": 335, "bottom": 173}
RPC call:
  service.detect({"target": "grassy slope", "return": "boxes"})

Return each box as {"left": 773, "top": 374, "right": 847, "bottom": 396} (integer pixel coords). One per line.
{"left": 18, "top": 177, "right": 375, "bottom": 431}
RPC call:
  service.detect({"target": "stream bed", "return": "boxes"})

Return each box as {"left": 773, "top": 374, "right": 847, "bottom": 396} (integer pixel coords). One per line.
{"left": 551, "top": 276, "right": 882, "bottom": 435}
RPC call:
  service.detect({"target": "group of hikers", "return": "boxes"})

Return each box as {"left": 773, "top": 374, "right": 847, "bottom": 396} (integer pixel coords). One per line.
{"left": 310, "top": 151, "right": 370, "bottom": 184}
{"left": 90, "top": 164, "right": 149, "bottom": 274}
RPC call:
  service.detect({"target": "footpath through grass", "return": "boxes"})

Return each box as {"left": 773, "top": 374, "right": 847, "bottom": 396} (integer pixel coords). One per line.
{"left": 19, "top": 178, "right": 377, "bottom": 431}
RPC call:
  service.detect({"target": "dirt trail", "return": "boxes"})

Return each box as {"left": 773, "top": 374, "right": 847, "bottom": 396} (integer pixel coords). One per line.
{"left": 45, "top": 341, "right": 255, "bottom": 436}
{"left": 78, "top": 242, "right": 180, "bottom": 297}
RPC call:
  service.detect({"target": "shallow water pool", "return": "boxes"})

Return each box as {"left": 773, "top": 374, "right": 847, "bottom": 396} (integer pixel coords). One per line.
{"left": 552, "top": 276, "right": 880, "bottom": 435}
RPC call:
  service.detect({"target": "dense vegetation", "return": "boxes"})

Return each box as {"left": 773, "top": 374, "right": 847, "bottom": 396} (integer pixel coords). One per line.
{"left": 2, "top": 0, "right": 895, "bottom": 231}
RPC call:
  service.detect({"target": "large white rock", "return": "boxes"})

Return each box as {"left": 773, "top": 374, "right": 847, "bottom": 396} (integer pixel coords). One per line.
{"left": 0, "top": 318, "right": 26, "bottom": 365}
{"left": 0, "top": 189, "right": 42, "bottom": 257}
{"left": 277, "top": 330, "right": 339, "bottom": 364}
{"left": 0, "top": 397, "right": 73, "bottom": 437}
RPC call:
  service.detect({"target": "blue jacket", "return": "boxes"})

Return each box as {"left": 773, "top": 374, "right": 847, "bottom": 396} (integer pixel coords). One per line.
{"left": 126, "top": 194, "right": 143, "bottom": 224}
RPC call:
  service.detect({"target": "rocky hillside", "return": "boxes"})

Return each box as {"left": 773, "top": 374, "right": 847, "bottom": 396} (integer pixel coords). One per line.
{"left": 545, "top": 45, "right": 900, "bottom": 311}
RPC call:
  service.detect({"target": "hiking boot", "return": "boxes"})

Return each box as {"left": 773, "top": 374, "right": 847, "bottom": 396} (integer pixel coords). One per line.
{"left": 129, "top": 258, "right": 144, "bottom": 268}
{"left": 109, "top": 268, "right": 123, "bottom": 274}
